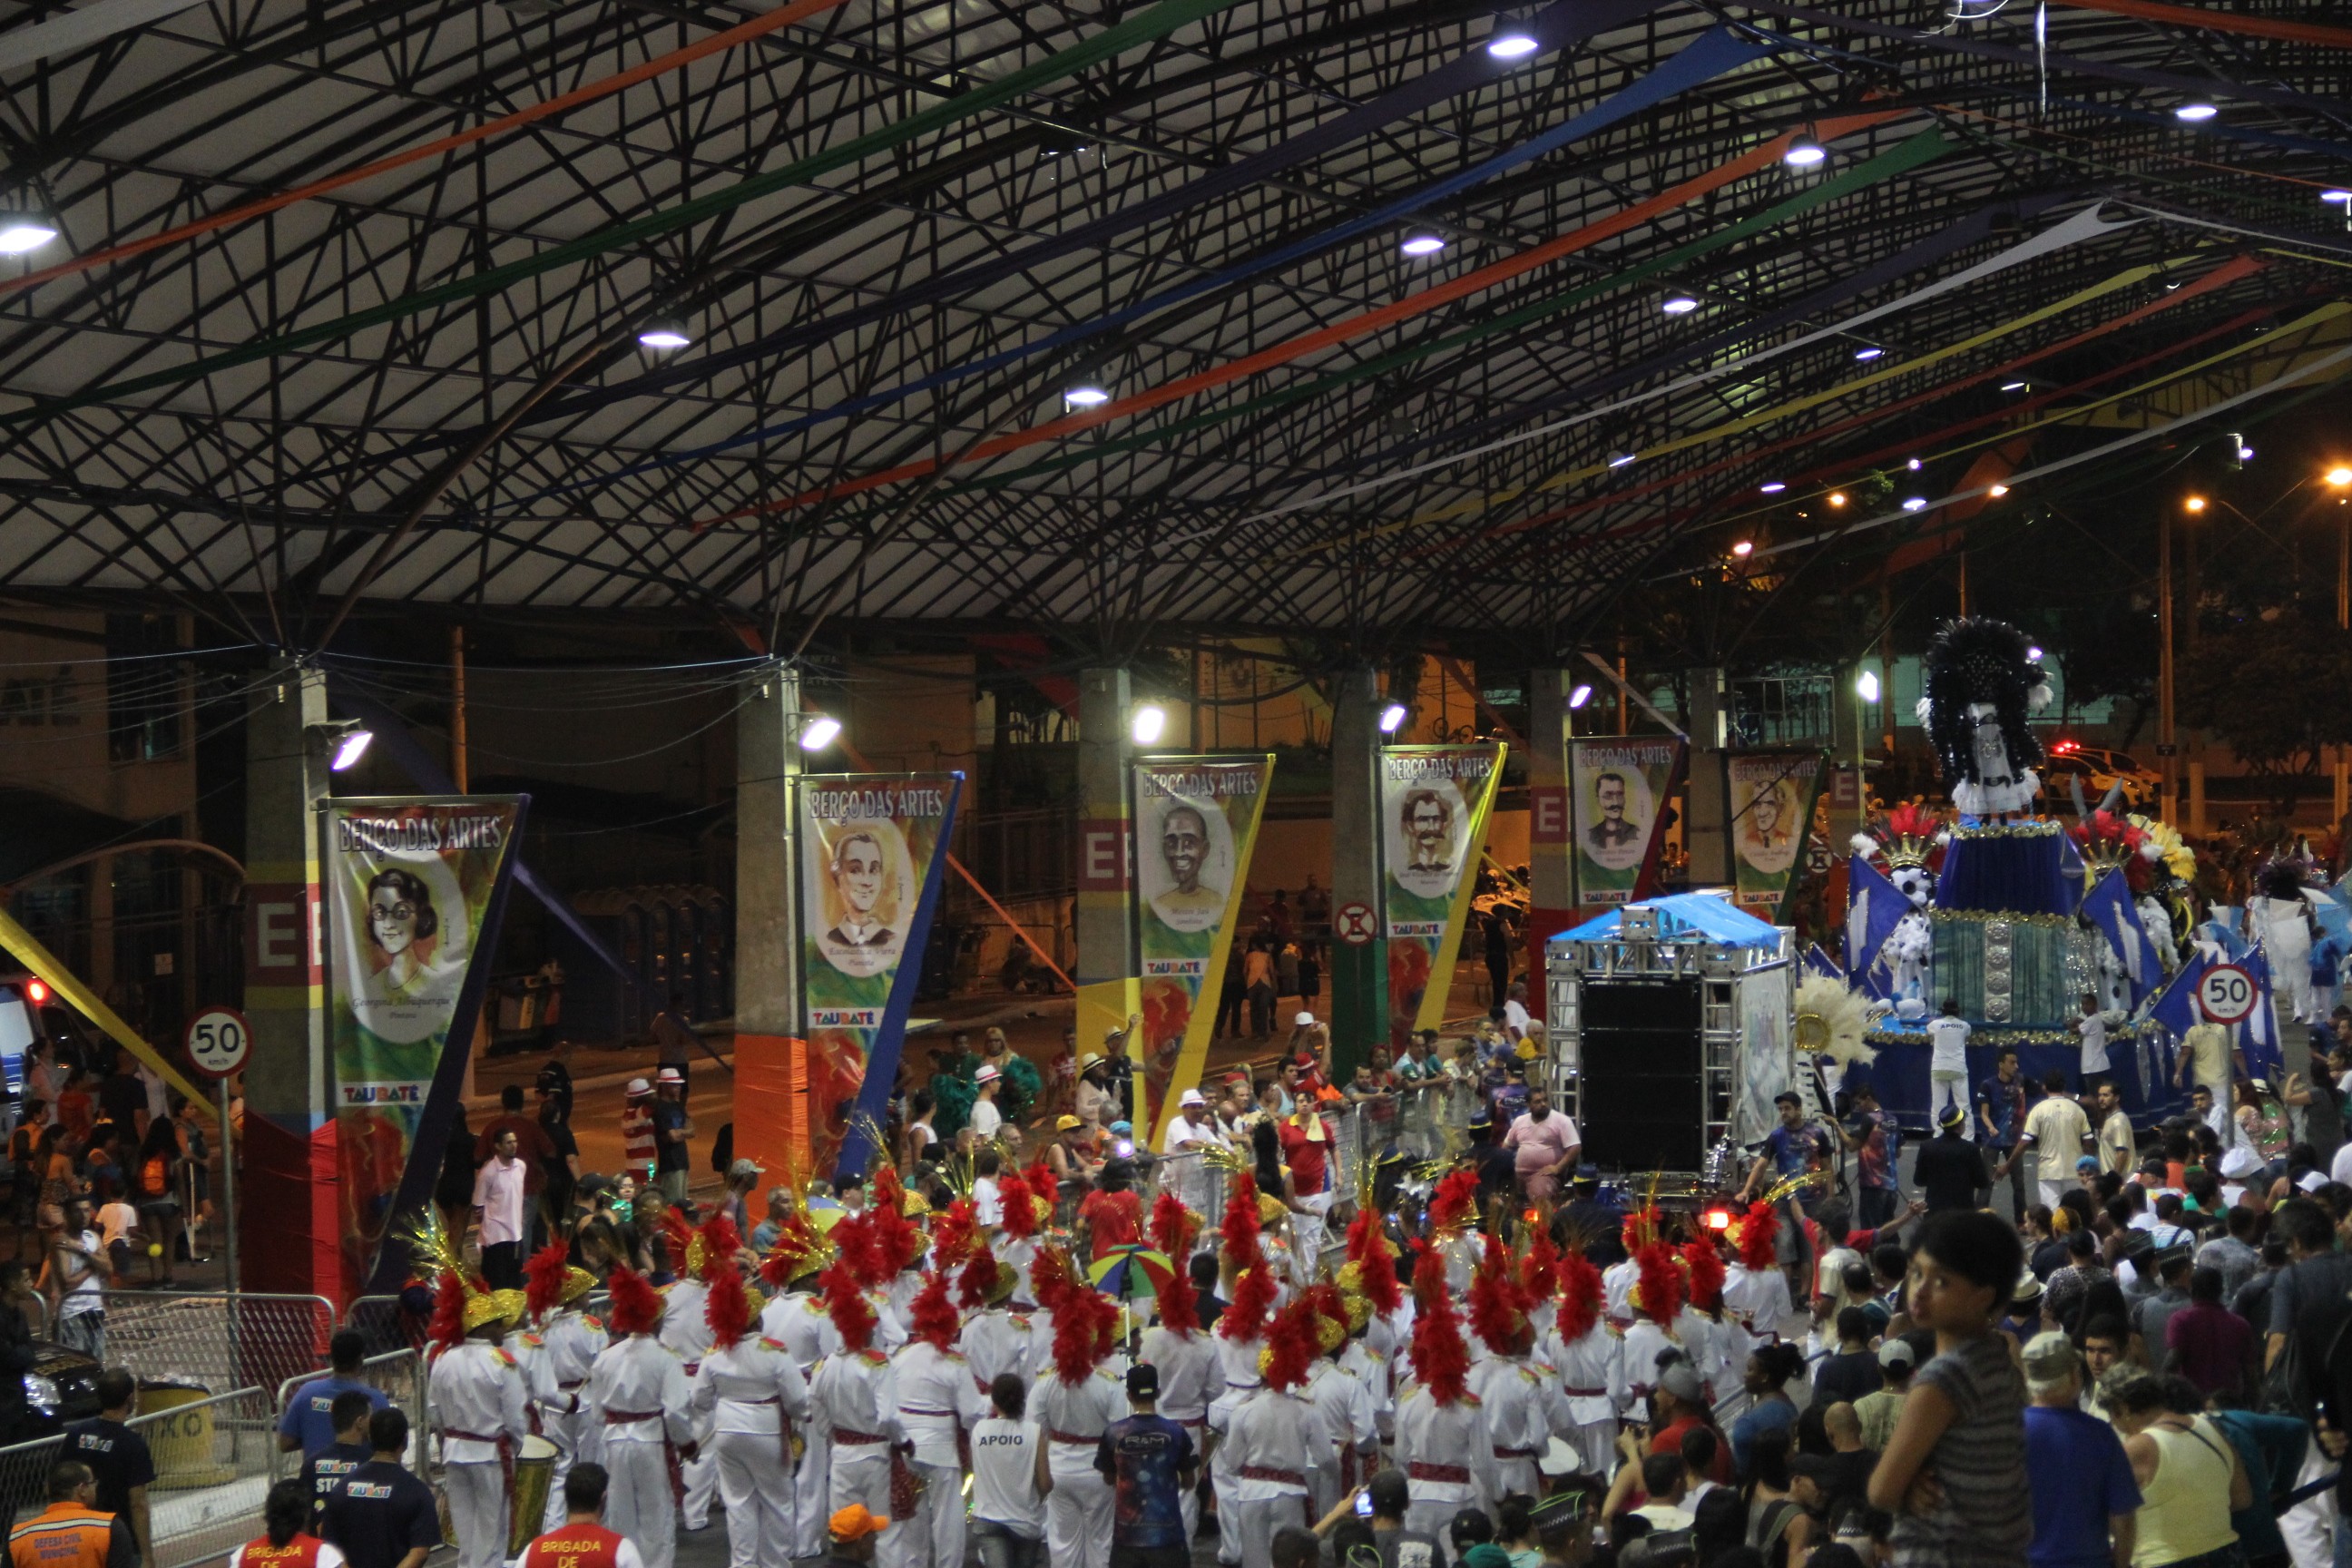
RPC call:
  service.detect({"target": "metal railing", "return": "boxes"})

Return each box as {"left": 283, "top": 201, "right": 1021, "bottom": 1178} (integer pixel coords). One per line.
{"left": 269, "top": 1349, "right": 428, "bottom": 1482}
{"left": 0, "top": 1384, "right": 277, "bottom": 1567}
{"left": 93, "top": 1292, "right": 338, "bottom": 1401}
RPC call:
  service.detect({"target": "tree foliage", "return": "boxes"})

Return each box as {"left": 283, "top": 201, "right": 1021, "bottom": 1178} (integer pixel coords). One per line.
{"left": 2177, "top": 608, "right": 2352, "bottom": 808}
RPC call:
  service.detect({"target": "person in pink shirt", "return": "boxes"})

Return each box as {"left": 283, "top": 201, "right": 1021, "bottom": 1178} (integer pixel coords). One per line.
{"left": 1503, "top": 1087, "right": 1581, "bottom": 1202}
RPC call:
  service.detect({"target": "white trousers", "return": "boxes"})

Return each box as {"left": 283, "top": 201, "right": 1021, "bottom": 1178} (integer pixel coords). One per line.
{"left": 603, "top": 1442, "right": 677, "bottom": 1568}
{"left": 541, "top": 1405, "right": 583, "bottom": 1533}
{"left": 1928, "top": 1073, "right": 1972, "bottom": 1137}
{"left": 1213, "top": 1460, "right": 1243, "bottom": 1565}
{"left": 681, "top": 1428, "right": 718, "bottom": 1528}
{"left": 1227, "top": 1494, "right": 1311, "bottom": 1568}
{"left": 829, "top": 1453, "right": 908, "bottom": 1568}
{"left": 2285, "top": 1440, "right": 2339, "bottom": 1568}
{"left": 791, "top": 1426, "right": 831, "bottom": 1561}
{"left": 1569, "top": 1416, "right": 1619, "bottom": 1478}
{"left": 444, "top": 1460, "right": 505, "bottom": 1568}
{"left": 878, "top": 1460, "right": 962, "bottom": 1568}
{"left": 1044, "top": 1465, "right": 1112, "bottom": 1568}
{"left": 712, "top": 1430, "right": 793, "bottom": 1568}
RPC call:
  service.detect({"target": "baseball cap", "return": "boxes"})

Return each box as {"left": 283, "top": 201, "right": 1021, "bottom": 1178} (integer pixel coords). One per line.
{"left": 656, "top": 1067, "right": 684, "bottom": 1085}
{"left": 2021, "top": 1330, "right": 2078, "bottom": 1389}
{"left": 1294, "top": 1011, "right": 1317, "bottom": 1027}
{"left": 1877, "top": 1338, "right": 1916, "bottom": 1371}
{"left": 2075, "top": 1154, "right": 2100, "bottom": 1171}
{"left": 728, "top": 1157, "right": 764, "bottom": 1181}
{"left": 625, "top": 1077, "right": 652, "bottom": 1097}
{"left": 829, "top": 1504, "right": 886, "bottom": 1543}
{"left": 1125, "top": 1363, "right": 1159, "bottom": 1400}
{"left": 1656, "top": 1359, "right": 1704, "bottom": 1404}
{"left": 2220, "top": 1146, "right": 2261, "bottom": 1179}
{"left": 1109, "top": 1121, "right": 1132, "bottom": 1137}
{"left": 975, "top": 1064, "right": 1001, "bottom": 1085}
{"left": 1180, "top": 1089, "right": 1206, "bottom": 1107}
{"left": 2299, "top": 1170, "right": 2331, "bottom": 1193}
{"left": 1055, "top": 1114, "right": 1083, "bottom": 1132}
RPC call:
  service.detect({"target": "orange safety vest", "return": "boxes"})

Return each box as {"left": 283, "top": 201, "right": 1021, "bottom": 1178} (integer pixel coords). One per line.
{"left": 9, "top": 1504, "right": 116, "bottom": 1568}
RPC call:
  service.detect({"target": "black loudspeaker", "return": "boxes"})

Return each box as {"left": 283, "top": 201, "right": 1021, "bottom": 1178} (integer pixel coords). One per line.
{"left": 1578, "top": 979, "right": 1704, "bottom": 1170}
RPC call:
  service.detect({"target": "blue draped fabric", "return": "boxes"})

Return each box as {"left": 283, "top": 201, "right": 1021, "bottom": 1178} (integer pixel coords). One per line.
{"left": 1932, "top": 828, "right": 2077, "bottom": 917}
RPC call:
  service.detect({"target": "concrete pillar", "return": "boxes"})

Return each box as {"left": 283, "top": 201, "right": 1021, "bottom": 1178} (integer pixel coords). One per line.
{"left": 1826, "top": 665, "right": 1873, "bottom": 845}
{"left": 1074, "top": 668, "right": 1139, "bottom": 1055}
{"left": 240, "top": 657, "right": 330, "bottom": 1295}
{"left": 1328, "top": 667, "right": 1384, "bottom": 1076}
{"left": 85, "top": 855, "right": 114, "bottom": 1002}
{"left": 1683, "top": 667, "right": 1732, "bottom": 887}
{"left": 732, "top": 666, "right": 808, "bottom": 1177}
{"left": 1524, "top": 668, "right": 1579, "bottom": 971}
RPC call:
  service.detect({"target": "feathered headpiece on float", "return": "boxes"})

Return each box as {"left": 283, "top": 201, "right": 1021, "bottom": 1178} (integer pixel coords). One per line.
{"left": 1149, "top": 1192, "right": 1201, "bottom": 1335}
{"left": 1917, "top": 616, "right": 2050, "bottom": 788}
{"left": 606, "top": 1265, "right": 665, "bottom": 1337}
{"left": 1793, "top": 975, "right": 1877, "bottom": 1068}
{"left": 1407, "top": 1246, "right": 1470, "bottom": 1405}
{"left": 523, "top": 1240, "right": 595, "bottom": 1323}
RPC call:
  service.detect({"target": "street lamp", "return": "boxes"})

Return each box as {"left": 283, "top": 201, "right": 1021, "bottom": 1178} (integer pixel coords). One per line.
{"left": 1131, "top": 704, "right": 1167, "bottom": 745}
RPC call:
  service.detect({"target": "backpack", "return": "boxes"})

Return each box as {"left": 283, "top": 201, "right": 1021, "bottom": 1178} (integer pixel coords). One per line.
{"left": 139, "top": 1153, "right": 168, "bottom": 1199}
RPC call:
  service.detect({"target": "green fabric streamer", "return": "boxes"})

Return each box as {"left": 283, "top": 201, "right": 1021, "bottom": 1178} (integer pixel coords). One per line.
{"left": 7, "top": 0, "right": 1254, "bottom": 427}
{"left": 946, "top": 129, "right": 1955, "bottom": 495}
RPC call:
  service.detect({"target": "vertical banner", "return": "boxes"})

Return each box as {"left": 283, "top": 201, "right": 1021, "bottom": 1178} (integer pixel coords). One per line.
{"left": 1135, "top": 755, "right": 1275, "bottom": 1146}
{"left": 324, "top": 797, "right": 526, "bottom": 1295}
{"left": 799, "top": 773, "right": 963, "bottom": 1179}
{"left": 1379, "top": 743, "right": 1506, "bottom": 1044}
{"left": 1730, "top": 751, "right": 1827, "bottom": 921}
{"left": 1570, "top": 739, "right": 1685, "bottom": 906}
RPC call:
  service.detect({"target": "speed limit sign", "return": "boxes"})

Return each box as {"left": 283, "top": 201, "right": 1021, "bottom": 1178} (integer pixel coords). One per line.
{"left": 183, "top": 1006, "right": 251, "bottom": 1079}
{"left": 2196, "top": 964, "right": 2258, "bottom": 1024}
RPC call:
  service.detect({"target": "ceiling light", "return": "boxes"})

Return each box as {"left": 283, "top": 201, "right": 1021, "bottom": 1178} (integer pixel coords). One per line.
{"left": 1988, "top": 483, "right": 2010, "bottom": 498}
{"left": 0, "top": 214, "right": 58, "bottom": 255}
{"left": 1485, "top": 15, "right": 1540, "bottom": 59}
{"left": 2173, "top": 102, "right": 2218, "bottom": 122}
{"left": 1827, "top": 491, "right": 1848, "bottom": 508}
{"left": 1400, "top": 232, "right": 1446, "bottom": 257}
{"left": 1661, "top": 294, "right": 1700, "bottom": 315}
{"left": 1567, "top": 684, "right": 1593, "bottom": 709}
{"left": 1730, "top": 540, "right": 1754, "bottom": 558}
{"left": 1855, "top": 670, "right": 1880, "bottom": 703}
{"left": 2238, "top": 445, "right": 2256, "bottom": 461}
{"left": 1607, "top": 452, "right": 1636, "bottom": 468}
{"left": 1130, "top": 704, "right": 1167, "bottom": 745}
{"left": 1377, "top": 703, "right": 1408, "bottom": 734}
{"left": 2183, "top": 495, "right": 2208, "bottom": 513}
{"left": 636, "top": 318, "right": 691, "bottom": 352}
{"left": 1902, "top": 497, "right": 1928, "bottom": 512}
{"left": 1906, "top": 457, "right": 1922, "bottom": 471}
{"left": 2001, "top": 380, "right": 2027, "bottom": 392}
{"left": 2025, "top": 645, "right": 2043, "bottom": 662}
{"left": 329, "top": 729, "right": 375, "bottom": 771}
{"left": 2328, "top": 466, "right": 2352, "bottom": 488}
{"left": 1784, "top": 133, "right": 1826, "bottom": 169}
{"left": 1063, "top": 374, "right": 1111, "bottom": 408}
{"left": 798, "top": 715, "right": 842, "bottom": 751}
{"left": 2325, "top": 191, "right": 2352, "bottom": 205}
{"left": 1852, "top": 346, "right": 1883, "bottom": 361}
{"left": 1759, "top": 481, "right": 1787, "bottom": 495}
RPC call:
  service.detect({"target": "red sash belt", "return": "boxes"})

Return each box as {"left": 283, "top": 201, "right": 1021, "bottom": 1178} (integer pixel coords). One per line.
{"left": 1494, "top": 1446, "right": 1538, "bottom": 1459}
{"left": 1563, "top": 1387, "right": 1606, "bottom": 1397}
{"left": 1406, "top": 1462, "right": 1468, "bottom": 1484}
{"left": 1047, "top": 1430, "right": 1100, "bottom": 1445}
{"left": 1240, "top": 1465, "right": 1305, "bottom": 1487}
{"left": 833, "top": 1428, "right": 892, "bottom": 1446}
{"left": 603, "top": 1411, "right": 665, "bottom": 1426}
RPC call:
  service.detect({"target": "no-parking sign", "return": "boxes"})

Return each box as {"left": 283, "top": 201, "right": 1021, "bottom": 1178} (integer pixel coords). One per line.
{"left": 1335, "top": 902, "right": 1377, "bottom": 946}
{"left": 2196, "top": 964, "right": 2257, "bottom": 1024}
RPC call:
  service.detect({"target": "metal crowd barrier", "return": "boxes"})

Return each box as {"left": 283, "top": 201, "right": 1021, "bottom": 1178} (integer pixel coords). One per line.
{"left": 269, "top": 1349, "right": 428, "bottom": 1482}
{"left": 0, "top": 1384, "right": 276, "bottom": 1566}
{"left": 94, "top": 1291, "right": 338, "bottom": 1401}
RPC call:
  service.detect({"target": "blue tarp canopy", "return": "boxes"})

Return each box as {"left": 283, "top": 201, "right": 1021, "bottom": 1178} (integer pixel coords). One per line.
{"left": 1551, "top": 893, "right": 1783, "bottom": 949}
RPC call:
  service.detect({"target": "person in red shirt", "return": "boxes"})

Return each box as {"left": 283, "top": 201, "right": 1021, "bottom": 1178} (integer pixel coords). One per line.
{"left": 1079, "top": 1164, "right": 1143, "bottom": 1264}
{"left": 2164, "top": 1266, "right": 2256, "bottom": 1396}
{"left": 1645, "top": 1358, "right": 1734, "bottom": 1484}
{"left": 230, "top": 1479, "right": 347, "bottom": 1568}
{"left": 517, "top": 1464, "right": 645, "bottom": 1568}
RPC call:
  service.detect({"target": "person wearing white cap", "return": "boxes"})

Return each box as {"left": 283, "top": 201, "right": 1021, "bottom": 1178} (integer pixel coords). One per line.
{"left": 970, "top": 1064, "right": 1004, "bottom": 1142}
{"left": 1162, "top": 1090, "right": 1216, "bottom": 1214}
{"left": 621, "top": 1080, "right": 657, "bottom": 1180}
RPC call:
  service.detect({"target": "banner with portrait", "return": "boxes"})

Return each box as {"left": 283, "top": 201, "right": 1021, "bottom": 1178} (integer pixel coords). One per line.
{"left": 323, "top": 797, "right": 525, "bottom": 1295}
{"left": 799, "top": 773, "right": 962, "bottom": 1178}
{"left": 1730, "top": 750, "right": 1827, "bottom": 921}
{"left": 1570, "top": 739, "right": 1684, "bottom": 906}
{"left": 1380, "top": 743, "right": 1505, "bottom": 1043}
{"left": 1134, "top": 755, "right": 1274, "bottom": 1146}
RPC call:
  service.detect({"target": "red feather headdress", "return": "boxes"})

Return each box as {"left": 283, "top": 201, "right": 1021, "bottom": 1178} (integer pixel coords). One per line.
{"left": 705, "top": 1263, "right": 752, "bottom": 1350}
{"left": 1632, "top": 1240, "right": 1685, "bottom": 1323}
{"left": 427, "top": 1270, "right": 469, "bottom": 1351}
{"left": 1427, "top": 1169, "right": 1479, "bottom": 1235}
{"left": 1345, "top": 1208, "right": 1404, "bottom": 1318}
{"left": 607, "top": 1265, "right": 664, "bottom": 1337}
{"left": 1407, "top": 1247, "right": 1469, "bottom": 1405}
{"left": 523, "top": 1241, "right": 573, "bottom": 1321}
{"left": 1468, "top": 1233, "right": 1528, "bottom": 1352}
{"left": 1220, "top": 1171, "right": 1263, "bottom": 1262}
{"left": 930, "top": 1199, "right": 980, "bottom": 1275}
{"left": 697, "top": 1211, "right": 742, "bottom": 1281}
{"left": 1031, "top": 1244, "right": 1074, "bottom": 1314}
{"left": 1682, "top": 1238, "right": 1727, "bottom": 1317}
{"left": 1260, "top": 1297, "right": 1318, "bottom": 1391}
{"left": 1519, "top": 1226, "right": 1561, "bottom": 1304}
{"left": 1620, "top": 1205, "right": 1661, "bottom": 1254}
{"left": 1555, "top": 1246, "right": 1605, "bottom": 1343}
{"left": 657, "top": 1207, "right": 696, "bottom": 1278}
{"left": 820, "top": 1259, "right": 877, "bottom": 1352}
{"left": 1733, "top": 1200, "right": 1779, "bottom": 1273}
{"left": 1150, "top": 1193, "right": 1201, "bottom": 1335}
{"left": 908, "top": 1269, "right": 960, "bottom": 1352}
{"left": 1148, "top": 1191, "right": 1198, "bottom": 1259}
{"left": 996, "top": 1171, "right": 1039, "bottom": 1241}
{"left": 956, "top": 1250, "right": 1004, "bottom": 1312}
{"left": 865, "top": 1198, "right": 925, "bottom": 1285}
{"left": 1051, "top": 1280, "right": 1116, "bottom": 1383}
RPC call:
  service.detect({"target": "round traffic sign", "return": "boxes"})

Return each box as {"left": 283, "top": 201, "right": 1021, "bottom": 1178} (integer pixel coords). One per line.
{"left": 2196, "top": 963, "right": 2257, "bottom": 1024}
{"left": 1335, "top": 902, "right": 1377, "bottom": 946}
{"left": 183, "top": 1006, "right": 251, "bottom": 1079}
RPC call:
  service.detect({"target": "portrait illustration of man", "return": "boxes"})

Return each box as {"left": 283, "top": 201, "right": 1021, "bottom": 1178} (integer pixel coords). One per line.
{"left": 1401, "top": 789, "right": 1454, "bottom": 875}
{"left": 1583, "top": 769, "right": 1646, "bottom": 867}
{"left": 1148, "top": 801, "right": 1226, "bottom": 933}
{"left": 1737, "top": 776, "right": 1800, "bottom": 877}
{"left": 815, "top": 828, "right": 904, "bottom": 978}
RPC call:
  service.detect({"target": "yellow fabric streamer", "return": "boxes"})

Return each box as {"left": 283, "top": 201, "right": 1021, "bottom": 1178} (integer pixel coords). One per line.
{"left": 0, "top": 907, "right": 220, "bottom": 1121}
